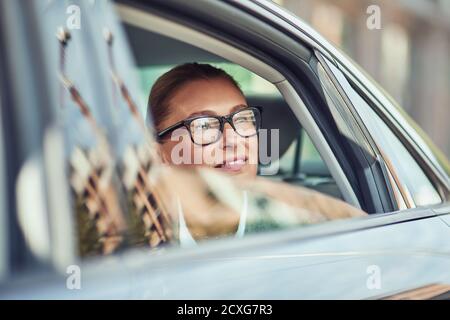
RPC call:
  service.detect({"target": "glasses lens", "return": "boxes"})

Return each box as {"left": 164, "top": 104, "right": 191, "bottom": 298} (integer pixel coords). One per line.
{"left": 190, "top": 117, "right": 221, "bottom": 145}
{"left": 232, "top": 108, "right": 259, "bottom": 137}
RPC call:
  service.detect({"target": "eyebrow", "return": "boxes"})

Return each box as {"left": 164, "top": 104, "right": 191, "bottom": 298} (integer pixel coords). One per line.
{"left": 186, "top": 104, "right": 248, "bottom": 119}
{"left": 186, "top": 109, "right": 218, "bottom": 118}
{"left": 230, "top": 104, "right": 248, "bottom": 113}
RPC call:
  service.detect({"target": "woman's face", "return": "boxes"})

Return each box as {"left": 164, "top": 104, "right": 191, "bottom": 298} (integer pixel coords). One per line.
{"left": 158, "top": 78, "right": 258, "bottom": 178}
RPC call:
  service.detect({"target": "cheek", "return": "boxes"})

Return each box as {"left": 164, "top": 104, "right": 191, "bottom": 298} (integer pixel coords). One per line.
{"left": 160, "top": 134, "right": 196, "bottom": 165}
{"left": 198, "top": 143, "right": 220, "bottom": 166}
{"left": 243, "top": 138, "right": 258, "bottom": 176}
{"left": 159, "top": 142, "right": 174, "bottom": 163}
{"left": 247, "top": 136, "right": 259, "bottom": 165}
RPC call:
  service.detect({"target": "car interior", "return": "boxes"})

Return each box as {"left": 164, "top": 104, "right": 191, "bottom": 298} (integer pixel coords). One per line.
{"left": 121, "top": 18, "right": 344, "bottom": 201}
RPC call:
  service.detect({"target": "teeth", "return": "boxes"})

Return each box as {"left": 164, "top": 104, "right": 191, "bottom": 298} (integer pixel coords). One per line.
{"left": 227, "top": 159, "right": 245, "bottom": 166}
{"left": 221, "top": 159, "right": 246, "bottom": 169}
{"left": 215, "top": 158, "right": 246, "bottom": 169}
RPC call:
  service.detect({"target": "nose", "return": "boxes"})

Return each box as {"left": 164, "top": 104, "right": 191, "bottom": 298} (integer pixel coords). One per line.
{"left": 222, "top": 122, "right": 239, "bottom": 149}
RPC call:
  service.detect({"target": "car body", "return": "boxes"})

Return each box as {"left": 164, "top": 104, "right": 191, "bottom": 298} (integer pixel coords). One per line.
{"left": 0, "top": 0, "right": 449, "bottom": 299}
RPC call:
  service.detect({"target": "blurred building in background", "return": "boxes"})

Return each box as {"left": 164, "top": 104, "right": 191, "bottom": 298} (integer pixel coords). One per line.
{"left": 275, "top": 0, "right": 450, "bottom": 158}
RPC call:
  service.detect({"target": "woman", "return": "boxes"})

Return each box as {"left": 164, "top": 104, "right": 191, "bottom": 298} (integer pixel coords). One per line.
{"left": 148, "top": 62, "right": 260, "bottom": 179}
{"left": 147, "top": 63, "right": 366, "bottom": 246}
{"left": 148, "top": 63, "right": 256, "bottom": 245}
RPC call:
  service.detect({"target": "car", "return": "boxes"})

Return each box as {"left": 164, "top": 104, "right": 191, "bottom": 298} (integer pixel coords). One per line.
{"left": 0, "top": 0, "right": 449, "bottom": 299}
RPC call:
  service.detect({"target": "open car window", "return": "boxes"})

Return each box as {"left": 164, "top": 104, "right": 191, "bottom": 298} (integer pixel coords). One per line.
{"left": 129, "top": 28, "right": 345, "bottom": 202}
{"left": 12, "top": 1, "right": 367, "bottom": 268}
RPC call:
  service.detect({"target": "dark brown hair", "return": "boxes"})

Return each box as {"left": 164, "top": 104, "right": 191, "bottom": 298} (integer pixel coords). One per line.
{"left": 147, "top": 62, "right": 243, "bottom": 131}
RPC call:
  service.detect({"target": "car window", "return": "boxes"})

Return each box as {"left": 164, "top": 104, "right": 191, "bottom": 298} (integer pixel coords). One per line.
{"left": 323, "top": 58, "right": 442, "bottom": 207}
{"left": 116, "top": 14, "right": 367, "bottom": 242}
{"left": 131, "top": 36, "right": 343, "bottom": 201}
{"left": 13, "top": 1, "right": 368, "bottom": 266}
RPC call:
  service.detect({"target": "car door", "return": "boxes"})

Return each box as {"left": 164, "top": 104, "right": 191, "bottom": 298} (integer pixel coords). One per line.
{"left": 2, "top": 0, "right": 450, "bottom": 300}
{"left": 94, "top": 0, "right": 450, "bottom": 299}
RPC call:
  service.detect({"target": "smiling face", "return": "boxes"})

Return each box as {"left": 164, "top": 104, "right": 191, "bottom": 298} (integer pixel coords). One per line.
{"left": 156, "top": 77, "right": 258, "bottom": 178}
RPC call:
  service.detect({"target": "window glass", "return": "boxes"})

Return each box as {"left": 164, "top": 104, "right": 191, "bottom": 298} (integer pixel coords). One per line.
{"left": 324, "top": 58, "right": 441, "bottom": 207}
{"left": 35, "top": 0, "right": 133, "bottom": 259}
{"left": 21, "top": 6, "right": 369, "bottom": 263}
{"left": 0, "top": 95, "right": 6, "bottom": 281}
{"left": 9, "top": 1, "right": 371, "bottom": 269}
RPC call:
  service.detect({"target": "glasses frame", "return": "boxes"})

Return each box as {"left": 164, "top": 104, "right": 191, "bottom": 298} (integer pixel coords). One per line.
{"left": 157, "top": 105, "right": 262, "bottom": 146}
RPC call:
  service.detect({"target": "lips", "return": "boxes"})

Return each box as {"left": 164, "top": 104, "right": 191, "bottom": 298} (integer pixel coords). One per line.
{"left": 214, "top": 156, "right": 247, "bottom": 173}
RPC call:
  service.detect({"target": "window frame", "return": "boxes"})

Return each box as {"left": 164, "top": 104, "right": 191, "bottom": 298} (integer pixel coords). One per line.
{"left": 318, "top": 52, "right": 448, "bottom": 208}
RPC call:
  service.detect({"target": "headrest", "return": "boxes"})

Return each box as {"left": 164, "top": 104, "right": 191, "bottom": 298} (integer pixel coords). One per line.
{"left": 247, "top": 95, "right": 301, "bottom": 160}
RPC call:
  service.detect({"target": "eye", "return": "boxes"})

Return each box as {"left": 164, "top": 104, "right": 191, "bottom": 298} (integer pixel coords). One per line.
{"left": 233, "top": 110, "right": 256, "bottom": 123}
{"left": 235, "top": 115, "right": 253, "bottom": 122}
{"left": 191, "top": 118, "right": 220, "bottom": 132}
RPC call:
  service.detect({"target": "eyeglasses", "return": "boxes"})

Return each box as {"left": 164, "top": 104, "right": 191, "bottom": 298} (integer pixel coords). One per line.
{"left": 157, "top": 106, "right": 262, "bottom": 146}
